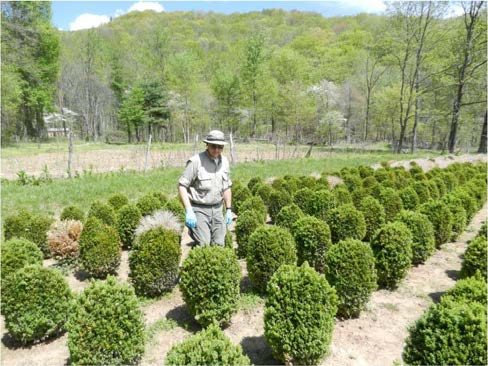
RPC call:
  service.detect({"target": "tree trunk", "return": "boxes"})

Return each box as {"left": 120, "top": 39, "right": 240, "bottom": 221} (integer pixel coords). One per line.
{"left": 478, "top": 110, "right": 487, "bottom": 153}
{"left": 411, "top": 74, "right": 420, "bottom": 153}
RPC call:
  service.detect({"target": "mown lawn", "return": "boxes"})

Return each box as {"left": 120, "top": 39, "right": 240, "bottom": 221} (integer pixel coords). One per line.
{"left": 1, "top": 151, "right": 439, "bottom": 221}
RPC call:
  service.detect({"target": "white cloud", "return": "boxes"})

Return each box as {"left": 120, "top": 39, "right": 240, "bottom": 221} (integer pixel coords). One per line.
{"left": 341, "top": 0, "right": 386, "bottom": 14}
{"left": 444, "top": 4, "right": 464, "bottom": 18}
{"left": 114, "top": 9, "right": 126, "bottom": 18}
{"left": 69, "top": 13, "right": 110, "bottom": 31}
{"left": 127, "top": 2, "right": 165, "bottom": 13}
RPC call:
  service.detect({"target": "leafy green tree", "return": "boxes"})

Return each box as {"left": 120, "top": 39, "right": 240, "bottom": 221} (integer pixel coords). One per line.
{"left": 118, "top": 86, "right": 144, "bottom": 142}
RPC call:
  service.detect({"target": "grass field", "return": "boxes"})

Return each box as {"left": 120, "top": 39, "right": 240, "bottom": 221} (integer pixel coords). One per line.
{"left": 1, "top": 151, "right": 438, "bottom": 220}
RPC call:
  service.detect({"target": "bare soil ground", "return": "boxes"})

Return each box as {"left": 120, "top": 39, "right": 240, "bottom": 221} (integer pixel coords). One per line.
{"left": 1, "top": 155, "right": 486, "bottom": 366}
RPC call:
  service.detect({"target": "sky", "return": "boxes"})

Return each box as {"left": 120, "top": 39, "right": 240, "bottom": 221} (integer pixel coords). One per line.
{"left": 51, "top": 1, "right": 389, "bottom": 31}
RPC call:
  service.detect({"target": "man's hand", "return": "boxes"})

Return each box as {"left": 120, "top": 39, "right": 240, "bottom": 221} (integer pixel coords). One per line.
{"left": 225, "top": 208, "right": 233, "bottom": 225}
{"left": 185, "top": 208, "right": 197, "bottom": 229}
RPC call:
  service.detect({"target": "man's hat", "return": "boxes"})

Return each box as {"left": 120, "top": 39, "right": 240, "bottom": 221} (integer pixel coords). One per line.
{"left": 203, "top": 130, "right": 227, "bottom": 146}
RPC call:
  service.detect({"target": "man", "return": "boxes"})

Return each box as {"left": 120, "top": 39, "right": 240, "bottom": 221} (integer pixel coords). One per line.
{"left": 178, "top": 130, "right": 233, "bottom": 246}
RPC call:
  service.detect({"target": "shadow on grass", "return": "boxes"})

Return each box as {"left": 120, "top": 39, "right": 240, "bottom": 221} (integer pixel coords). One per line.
{"left": 1, "top": 329, "right": 66, "bottom": 351}
{"left": 428, "top": 291, "right": 446, "bottom": 303}
{"left": 165, "top": 304, "right": 200, "bottom": 333}
{"left": 73, "top": 268, "right": 92, "bottom": 282}
{"left": 445, "top": 269, "right": 460, "bottom": 280}
{"left": 240, "top": 335, "right": 282, "bottom": 365}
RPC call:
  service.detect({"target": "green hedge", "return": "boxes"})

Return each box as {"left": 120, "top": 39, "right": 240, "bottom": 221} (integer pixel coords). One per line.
{"left": 357, "top": 196, "right": 386, "bottom": 242}
{"left": 1, "top": 238, "right": 43, "bottom": 288}
{"left": 275, "top": 203, "right": 304, "bottom": 231}
{"left": 117, "top": 204, "right": 142, "bottom": 249}
{"left": 235, "top": 209, "right": 264, "bottom": 259}
{"left": 60, "top": 205, "right": 85, "bottom": 222}
{"left": 107, "top": 193, "right": 129, "bottom": 211}
{"left": 419, "top": 200, "right": 453, "bottom": 247}
{"left": 326, "top": 204, "right": 366, "bottom": 243}
{"left": 460, "top": 235, "right": 487, "bottom": 279}
{"left": 87, "top": 201, "right": 117, "bottom": 227}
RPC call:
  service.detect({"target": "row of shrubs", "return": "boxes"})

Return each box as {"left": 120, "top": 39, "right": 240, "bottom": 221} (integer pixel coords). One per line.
{"left": 402, "top": 223, "right": 487, "bottom": 365}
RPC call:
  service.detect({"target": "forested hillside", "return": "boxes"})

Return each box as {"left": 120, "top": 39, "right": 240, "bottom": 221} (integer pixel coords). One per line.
{"left": 2, "top": 2, "right": 486, "bottom": 153}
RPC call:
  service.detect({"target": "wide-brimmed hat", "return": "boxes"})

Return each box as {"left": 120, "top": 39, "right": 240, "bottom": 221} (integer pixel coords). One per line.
{"left": 203, "top": 130, "right": 227, "bottom": 146}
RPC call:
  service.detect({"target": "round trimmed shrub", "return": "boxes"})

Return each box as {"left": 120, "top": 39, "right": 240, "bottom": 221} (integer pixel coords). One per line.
{"left": 271, "top": 177, "right": 285, "bottom": 191}
{"left": 399, "top": 187, "right": 420, "bottom": 210}
{"left": 180, "top": 246, "right": 240, "bottom": 327}
{"left": 395, "top": 210, "right": 435, "bottom": 265}
{"left": 460, "top": 235, "right": 487, "bottom": 279}
{"left": 255, "top": 183, "right": 273, "bottom": 205}
{"left": 239, "top": 196, "right": 267, "bottom": 223}
{"left": 264, "top": 263, "right": 338, "bottom": 365}
{"left": 164, "top": 197, "right": 185, "bottom": 223}
{"left": 4, "top": 209, "right": 53, "bottom": 258}
{"left": 87, "top": 201, "right": 116, "bottom": 227}
{"left": 446, "top": 202, "right": 467, "bottom": 241}
{"left": 441, "top": 171, "right": 458, "bottom": 192}
{"left": 129, "top": 227, "right": 181, "bottom": 297}
{"left": 275, "top": 203, "right": 304, "bottom": 231}
{"left": 402, "top": 299, "right": 486, "bottom": 366}
{"left": 357, "top": 196, "right": 386, "bottom": 242}
{"left": 371, "top": 222, "right": 413, "bottom": 289}
{"left": 442, "top": 274, "right": 486, "bottom": 305}
{"left": 298, "top": 175, "right": 317, "bottom": 189}
{"left": 225, "top": 230, "right": 233, "bottom": 249}
{"left": 291, "top": 216, "right": 331, "bottom": 273}
{"left": 246, "top": 226, "right": 297, "bottom": 293}
{"left": 309, "top": 189, "right": 337, "bottom": 220}
{"left": 247, "top": 176, "right": 263, "bottom": 192}
{"left": 268, "top": 189, "right": 292, "bottom": 223}
{"left": 117, "top": 204, "right": 142, "bottom": 249}
{"left": 359, "top": 165, "right": 374, "bottom": 178}
{"left": 79, "top": 217, "right": 121, "bottom": 278}
{"left": 426, "top": 180, "right": 440, "bottom": 200}
{"left": 233, "top": 185, "right": 253, "bottom": 215}
{"left": 107, "top": 193, "right": 129, "bottom": 211}
{"left": 281, "top": 176, "right": 299, "bottom": 194}
{"left": 151, "top": 191, "right": 168, "bottom": 206}
{"left": 465, "top": 178, "right": 487, "bottom": 205}
{"left": 327, "top": 204, "right": 366, "bottom": 243}
{"left": 351, "top": 187, "right": 368, "bottom": 207}
{"left": 362, "top": 175, "right": 378, "bottom": 189}
{"left": 341, "top": 173, "right": 362, "bottom": 192}
{"left": 378, "top": 187, "right": 403, "bottom": 222}
{"left": 478, "top": 221, "right": 487, "bottom": 239}
{"left": 432, "top": 177, "right": 447, "bottom": 197}
{"left": 67, "top": 276, "right": 145, "bottom": 366}
{"left": 60, "top": 205, "right": 84, "bottom": 222}
{"left": 412, "top": 181, "right": 431, "bottom": 202}
{"left": 332, "top": 185, "right": 353, "bottom": 206}
{"left": 374, "top": 168, "right": 394, "bottom": 184}
{"left": 2, "top": 265, "right": 73, "bottom": 344}
{"left": 136, "top": 193, "right": 163, "bottom": 216}
{"left": 1, "top": 238, "right": 43, "bottom": 287}
{"left": 452, "top": 188, "right": 477, "bottom": 221}
{"left": 293, "top": 187, "right": 315, "bottom": 213}
{"left": 235, "top": 210, "right": 264, "bottom": 259}
{"left": 324, "top": 239, "right": 377, "bottom": 318}
{"left": 165, "top": 323, "right": 250, "bottom": 366}
{"left": 419, "top": 200, "right": 453, "bottom": 247}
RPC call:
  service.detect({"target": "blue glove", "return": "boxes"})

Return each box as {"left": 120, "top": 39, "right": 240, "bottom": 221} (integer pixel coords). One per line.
{"left": 185, "top": 208, "right": 197, "bottom": 229}
{"left": 225, "top": 208, "right": 233, "bottom": 225}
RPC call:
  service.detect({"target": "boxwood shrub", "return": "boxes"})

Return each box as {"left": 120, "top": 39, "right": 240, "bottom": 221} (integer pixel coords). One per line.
{"left": 117, "top": 204, "right": 142, "bottom": 249}
{"left": 87, "top": 201, "right": 116, "bottom": 227}
{"left": 419, "top": 200, "right": 453, "bottom": 247}
{"left": 268, "top": 189, "right": 293, "bottom": 223}
{"left": 326, "top": 204, "right": 366, "bottom": 243}
{"left": 107, "top": 193, "right": 129, "bottom": 211}
{"left": 293, "top": 187, "right": 315, "bottom": 214}
{"left": 246, "top": 226, "right": 297, "bottom": 293}
{"left": 460, "top": 235, "right": 487, "bottom": 279}
{"left": 136, "top": 193, "right": 163, "bottom": 217}
{"left": 2, "top": 265, "right": 73, "bottom": 344}
{"left": 402, "top": 299, "right": 486, "bottom": 366}
{"left": 332, "top": 185, "right": 353, "bottom": 206}
{"left": 426, "top": 180, "right": 440, "bottom": 200}
{"left": 341, "top": 173, "right": 362, "bottom": 192}
{"left": 247, "top": 176, "right": 263, "bottom": 192}
{"left": 233, "top": 185, "right": 253, "bottom": 215}
{"left": 254, "top": 183, "right": 273, "bottom": 205}
{"left": 264, "top": 263, "right": 338, "bottom": 365}
{"left": 378, "top": 187, "right": 404, "bottom": 222}
{"left": 451, "top": 188, "right": 477, "bottom": 221}
{"left": 60, "top": 205, "right": 85, "bottom": 222}
{"left": 165, "top": 324, "right": 250, "bottom": 366}
{"left": 129, "top": 227, "right": 181, "bottom": 297}
{"left": 395, "top": 210, "right": 435, "bottom": 265}
{"left": 180, "top": 246, "right": 240, "bottom": 327}
{"left": 47, "top": 219, "right": 83, "bottom": 260}
{"left": 399, "top": 187, "right": 420, "bottom": 210}
{"left": 281, "top": 176, "right": 299, "bottom": 194}
{"left": 442, "top": 274, "right": 486, "bottom": 305}
{"left": 359, "top": 165, "right": 374, "bottom": 178}
{"left": 1, "top": 238, "right": 43, "bottom": 288}
{"left": 291, "top": 216, "right": 331, "bottom": 273}
{"left": 239, "top": 196, "right": 267, "bottom": 223}
{"left": 79, "top": 217, "right": 121, "bottom": 278}
{"left": 163, "top": 197, "right": 185, "bottom": 223}
{"left": 309, "top": 189, "right": 337, "bottom": 220}
{"left": 371, "top": 222, "right": 413, "bottom": 289}
{"left": 357, "top": 196, "right": 386, "bottom": 242}
{"left": 432, "top": 177, "right": 447, "bottom": 197}
{"left": 235, "top": 209, "right": 264, "bottom": 259}
{"left": 324, "top": 239, "right": 377, "bottom": 318}
{"left": 412, "top": 181, "right": 431, "bottom": 202}
{"left": 67, "top": 276, "right": 145, "bottom": 366}
{"left": 4, "top": 209, "right": 53, "bottom": 258}
{"left": 275, "top": 203, "right": 304, "bottom": 231}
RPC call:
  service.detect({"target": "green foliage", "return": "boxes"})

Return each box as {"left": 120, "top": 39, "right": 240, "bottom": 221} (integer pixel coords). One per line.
{"left": 239, "top": 196, "right": 267, "bottom": 223}
{"left": 309, "top": 189, "right": 337, "bottom": 219}
{"left": 268, "top": 189, "right": 293, "bottom": 222}
{"left": 341, "top": 173, "right": 362, "bottom": 192}
{"left": 3, "top": 209, "right": 53, "bottom": 257}
{"left": 442, "top": 274, "right": 487, "bottom": 306}
{"left": 399, "top": 187, "right": 420, "bottom": 210}
{"left": 165, "top": 323, "right": 250, "bottom": 366}
{"left": 357, "top": 195, "right": 386, "bottom": 242}
{"left": 60, "top": 205, "right": 85, "bottom": 222}
{"left": 79, "top": 217, "right": 121, "bottom": 278}
{"left": 431, "top": 177, "right": 447, "bottom": 197}
{"left": 224, "top": 230, "right": 233, "bottom": 249}
{"left": 275, "top": 203, "right": 304, "bottom": 231}
{"left": 378, "top": 187, "right": 404, "bottom": 222}
{"left": 117, "top": 204, "right": 142, "bottom": 249}
{"left": 426, "top": 180, "right": 440, "bottom": 200}
{"left": 136, "top": 193, "right": 163, "bottom": 216}
{"left": 129, "top": 227, "right": 181, "bottom": 297}
{"left": 87, "top": 201, "right": 116, "bottom": 227}
{"left": 107, "top": 193, "right": 129, "bottom": 211}
{"left": 324, "top": 239, "right": 377, "bottom": 318}
{"left": 460, "top": 236, "right": 487, "bottom": 279}
{"left": 2, "top": 265, "right": 72, "bottom": 344}
{"left": 371, "top": 222, "right": 413, "bottom": 289}
{"left": 395, "top": 210, "right": 435, "bottom": 265}
{"left": 67, "top": 277, "right": 145, "bottom": 366}
{"left": 264, "top": 263, "right": 338, "bottom": 365}
{"left": 246, "top": 225, "right": 297, "bottom": 293}
{"left": 412, "top": 181, "right": 431, "bottom": 202}
{"left": 180, "top": 246, "right": 240, "bottom": 327}
{"left": 1, "top": 238, "right": 43, "bottom": 287}
{"left": 327, "top": 204, "right": 366, "bottom": 243}
{"left": 451, "top": 188, "right": 477, "bottom": 221}
{"left": 402, "top": 299, "right": 486, "bottom": 366}
{"left": 233, "top": 185, "right": 253, "bottom": 215}
{"left": 247, "top": 176, "right": 263, "bottom": 192}
{"left": 359, "top": 165, "right": 374, "bottom": 178}
{"left": 254, "top": 183, "right": 273, "bottom": 205}
{"left": 291, "top": 215, "right": 331, "bottom": 273}
{"left": 164, "top": 197, "right": 185, "bottom": 223}
{"left": 445, "top": 202, "right": 467, "bottom": 241}
{"left": 235, "top": 209, "right": 264, "bottom": 258}
{"left": 293, "top": 187, "right": 315, "bottom": 213}
{"left": 419, "top": 200, "right": 453, "bottom": 247}
{"left": 332, "top": 185, "right": 353, "bottom": 206}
